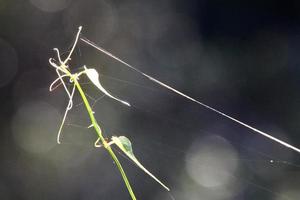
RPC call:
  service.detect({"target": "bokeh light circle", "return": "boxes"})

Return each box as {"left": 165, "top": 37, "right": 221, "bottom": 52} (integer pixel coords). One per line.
{"left": 185, "top": 135, "right": 240, "bottom": 188}
{"left": 11, "top": 101, "right": 60, "bottom": 154}
{"left": 63, "top": 0, "right": 117, "bottom": 44}
{"left": 29, "top": 0, "right": 72, "bottom": 12}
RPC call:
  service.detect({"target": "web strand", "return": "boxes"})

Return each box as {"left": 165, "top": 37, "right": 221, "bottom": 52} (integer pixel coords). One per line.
{"left": 80, "top": 36, "right": 300, "bottom": 154}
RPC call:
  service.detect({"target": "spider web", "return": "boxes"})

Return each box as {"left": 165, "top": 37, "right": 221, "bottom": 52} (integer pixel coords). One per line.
{"left": 54, "top": 38, "right": 300, "bottom": 200}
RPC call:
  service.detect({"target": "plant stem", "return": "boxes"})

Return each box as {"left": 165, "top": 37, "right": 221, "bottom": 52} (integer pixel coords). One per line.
{"left": 73, "top": 78, "right": 137, "bottom": 200}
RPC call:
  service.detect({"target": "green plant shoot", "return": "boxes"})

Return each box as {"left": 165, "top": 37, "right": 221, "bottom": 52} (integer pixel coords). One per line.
{"left": 49, "top": 26, "right": 170, "bottom": 200}
{"left": 111, "top": 136, "right": 170, "bottom": 191}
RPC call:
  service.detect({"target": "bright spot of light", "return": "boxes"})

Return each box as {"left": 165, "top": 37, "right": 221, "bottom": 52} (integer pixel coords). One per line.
{"left": 29, "top": 0, "right": 72, "bottom": 12}
{"left": 185, "top": 135, "right": 240, "bottom": 188}
{"left": 243, "top": 128, "right": 293, "bottom": 181}
{"left": 11, "top": 101, "right": 60, "bottom": 154}
{"left": 0, "top": 38, "right": 18, "bottom": 88}
{"left": 276, "top": 187, "right": 300, "bottom": 200}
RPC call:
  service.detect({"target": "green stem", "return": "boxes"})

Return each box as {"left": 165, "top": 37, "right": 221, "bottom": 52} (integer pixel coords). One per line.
{"left": 73, "top": 78, "right": 137, "bottom": 200}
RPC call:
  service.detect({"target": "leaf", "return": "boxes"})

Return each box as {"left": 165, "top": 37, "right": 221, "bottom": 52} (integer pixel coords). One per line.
{"left": 111, "top": 136, "right": 170, "bottom": 191}
{"left": 84, "top": 66, "right": 130, "bottom": 106}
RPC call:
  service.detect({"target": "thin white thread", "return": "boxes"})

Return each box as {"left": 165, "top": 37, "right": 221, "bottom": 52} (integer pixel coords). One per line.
{"left": 80, "top": 37, "right": 300, "bottom": 153}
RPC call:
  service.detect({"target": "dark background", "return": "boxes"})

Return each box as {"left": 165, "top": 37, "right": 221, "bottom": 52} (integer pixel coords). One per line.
{"left": 1, "top": 0, "right": 300, "bottom": 199}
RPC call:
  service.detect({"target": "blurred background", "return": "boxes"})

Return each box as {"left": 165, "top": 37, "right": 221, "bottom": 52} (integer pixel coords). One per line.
{"left": 1, "top": 0, "right": 300, "bottom": 199}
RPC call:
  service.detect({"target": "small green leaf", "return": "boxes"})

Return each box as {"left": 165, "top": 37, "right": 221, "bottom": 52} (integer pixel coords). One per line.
{"left": 84, "top": 66, "right": 130, "bottom": 106}
{"left": 111, "top": 136, "right": 170, "bottom": 191}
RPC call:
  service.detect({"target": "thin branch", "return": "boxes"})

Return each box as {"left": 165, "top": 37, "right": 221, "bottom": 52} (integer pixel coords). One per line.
{"left": 57, "top": 83, "right": 76, "bottom": 144}
{"left": 63, "top": 26, "right": 82, "bottom": 65}
{"left": 49, "top": 74, "right": 68, "bottom": 91}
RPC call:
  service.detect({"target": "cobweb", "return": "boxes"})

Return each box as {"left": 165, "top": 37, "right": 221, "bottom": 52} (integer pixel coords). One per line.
{"left": 52, "top": 38, "right": 300, "bottom": 200}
